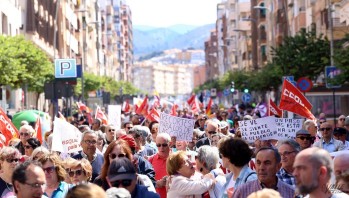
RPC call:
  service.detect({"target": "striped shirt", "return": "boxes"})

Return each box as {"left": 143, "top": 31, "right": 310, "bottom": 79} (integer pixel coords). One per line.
{"left": 276, "top": 168, "right": 296, "bottom": 189}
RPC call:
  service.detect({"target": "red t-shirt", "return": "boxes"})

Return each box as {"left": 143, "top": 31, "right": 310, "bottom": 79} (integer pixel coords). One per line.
{"left": 149, "top": 153, "right": 168, "bottom": 198}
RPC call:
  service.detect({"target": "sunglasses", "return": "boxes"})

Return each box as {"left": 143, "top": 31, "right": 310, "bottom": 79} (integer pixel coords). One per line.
{"left": 5, "top": 158, "right": 20, "bottom": 163}
{"left": 319, "top": 127, "right": 331, "bottom": 131}
{"left": 339, "top": 118, "right": 345, "bottom": 121}
{"left": 208, "top": 131, "right": 217, "bottom": 135}
{"left": 127, "top": 127, "right": 133, "bottom": 129}
{"left": 42, "top": 166, "right": 56, "bottom": 174}
{"left": 68, "top": 169, "right": 84, "bottom": 177}
{"left": 24, "top": 145, "right": 33, "bottom": 149}
{"left": 297, "top": 136, "right": 312, "bottom": 141}
{"left": 108, "top": 129, "right": 115, "bottom": 132}
{"left": 20, "top": 132, "right": 29, "bottom": 137}
{"left": 111, "top": 179, "right": 132, "bottom": 187}
{"left": 156, "top": 143, "right": 168, "bottom": 148}
{"left": 109, "top": 153, "right": 126, "bottom": 159}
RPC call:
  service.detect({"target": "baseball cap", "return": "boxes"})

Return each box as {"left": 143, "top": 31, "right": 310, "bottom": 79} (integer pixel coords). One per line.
{"left": 296, "top": 129, "right": 311, "bottom": 136}
{"left": 333, "top": 127, "right": 347, "bottom": 135}
{"left": 108, "top": 158, "right": 137, "bottom": 182}
{"left": 220, "top": 121, "right": 229, "bottom": 129}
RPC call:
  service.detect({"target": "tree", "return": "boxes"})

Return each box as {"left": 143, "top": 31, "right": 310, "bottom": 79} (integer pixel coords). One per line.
{"left": 333, "top": 34, "right": 349, "bottom": 84}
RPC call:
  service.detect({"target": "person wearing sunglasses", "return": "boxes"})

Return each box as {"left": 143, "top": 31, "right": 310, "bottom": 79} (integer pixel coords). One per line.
{"left": 67, "top": 158, "right": 93, "bottom": 184}
{"left": 0, "top": 146, "right": 22, "bottom": 197}
{"left": 313, "top": 122, "right": 345, "bottom": 153}
{"left": 24, "top": 138, "right": 41, "bottom": 157}
{"left": 15, "top": 124, "right": 35, "bottom": 155}
{"left": 38, "top": 153, "right": 73, "bottom": 198}
{"left": 196, "top": 120, "right": 220, "bottom": 149}
{"left": 337, "top": 115, "right": 346, "bottom": 128}
{"left": 123, "top": 121, "right": 134, "bottom": 134}
{"left": 333, "top": 127, "right": 349, "bottom": 150}
{"left": 107, "top": 158, "right": 159, "bottom": 198}
{"left": 295, "top": 129, "right": 313, "bottom": 150}
{"left": 303, "top": 119, "right": 319, "bottom": 143}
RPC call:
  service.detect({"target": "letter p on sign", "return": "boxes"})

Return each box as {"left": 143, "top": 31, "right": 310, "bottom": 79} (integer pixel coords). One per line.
{"left": 55, "top": 59, "right": 77, "bottom": 78}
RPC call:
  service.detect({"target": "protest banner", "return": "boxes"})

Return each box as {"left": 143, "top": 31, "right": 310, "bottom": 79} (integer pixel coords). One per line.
{"left": 275, "top": 118, "right": 303, "bottom": 140}
{"left": 108, "top": 105, "right": 121, "bottom": 129}
{"left": 52, "top": 117, "right": 82, "bottom": 153}
{"left": 159, "top": 112, "right": 195, "bottom": 141}
{"left": 238, "top": 116, "right": 277, "bottom": 142}
{"left": 0, "top": 108, "right": 19, "bottom": 144}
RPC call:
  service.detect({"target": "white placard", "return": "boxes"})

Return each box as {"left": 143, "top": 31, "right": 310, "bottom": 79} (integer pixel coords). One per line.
{"left": 239, "top": 116, "right": 277, "bottom": 143}
{"left": 275, "top": 118, "right": 303, "bottom": 140}
{"left": 108, "top": 105, "right": 121, "bottom": 129}
{"left": 52, "top": 117, "right": 82, "bottom": 153}
{"left": 159, "top": 112, "right": 195, "bottom": 141}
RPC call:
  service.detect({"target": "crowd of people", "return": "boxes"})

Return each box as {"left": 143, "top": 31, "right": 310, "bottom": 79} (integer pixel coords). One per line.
{"left": 1, "top": 106, "right": 349, "bottom": 198}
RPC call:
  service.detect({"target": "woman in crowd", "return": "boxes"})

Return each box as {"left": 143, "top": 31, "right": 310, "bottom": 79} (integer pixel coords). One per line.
{"left": 218, "top": 137, "right": 257, "bottom": 197}
{"left": 166, "top": 151, "right": 215, "bottom": 198}
{"left": 0, "top": 146, "right": 21, "bottom": 197}
{"left": 38, "top": 153, "right": 72, "bottom": 197}
{"left": 195, "top": 146, "right": 226, "bottom": 198}
{"left": 96, "top": 130, "right": 106, "bottom": 153}
{"left": 67, "top": 158, "right": 93, "bottom": 184}
{"left": 24, "top": 137, "right": 41, "bottom": 157}
{"left": 31, "top": 146, "right": 50, "bottom": 160}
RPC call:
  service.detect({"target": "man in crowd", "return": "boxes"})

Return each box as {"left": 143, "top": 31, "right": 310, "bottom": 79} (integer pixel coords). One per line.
{"left": 123, "top": 121, "right": 134, "bottom": 134}
{"left": 303, "top": 120, "right": 319, "bottom": 143}
{"left": 313, "top": 122, "right": 345, "bottom": 152}
{"left": 277, "top": 140, "right": 300, "bottom": 189}
{"left": 333, "top": 127, "right": 349, "bottom": 150}
{"left": 91, "top": 118, "right": 101, "bottom": 131}
{"left": 295, "top": 129, "right": 313, "bottom": 150}
{"left": 129, "top": 126, "right": 156, "bottom": 158}
{"left": 233, "top": 147, "right": 294, "bottom": 198}
{"left": 73, "top": 130, "right": 104, "bottom": 181}
{"left": 196, "top": 120, "right": 220, "bottom": 148}
{"left": 16, "top": 124, "right": 35, "bottom": 155}
{"left": 12, "top": 160, "right": 47, "bottom": 198}
{"left": 334, "top": 152, "right": 349, "bottom": 176}
{"left": 197, "top": 114, "right": 207, "bottom": 132}
{"left": 338, "top": 115, "right": 347, "bottom": 128}
{"left": 293, "top": 147, "right": 348, "bottom": 197}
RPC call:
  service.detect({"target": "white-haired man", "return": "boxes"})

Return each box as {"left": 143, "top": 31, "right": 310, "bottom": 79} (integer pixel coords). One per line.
{"left": 16, "top": 124, "right": 35, "bottom": 155}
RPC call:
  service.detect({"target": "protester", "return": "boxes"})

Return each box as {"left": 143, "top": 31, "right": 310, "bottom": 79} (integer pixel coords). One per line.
{"left": 149, "top": 122, "right": 159, "bottom": 142}
{"left": 96, "top": 130, "right": 106, "bottom": 153}
{"left": 104, "top": 125, "right": 117, "bottom": 145}
{"left": 107, "top": 158, "right": 159, "bottom": 198}
{"left": 218, "top": 137, "right": 257, "bottom": 197}
{"left": 333, "top": 127, "right": 349, "bottom": 150}
{"left": 38, "top": 153, "right": 72, "bottom": 197}
{"left": 68, "top": 158, "right": 93, "bottom": 184}
{"left": 7, "top": 138, "right": 20, "bottom": 147}
{"left": 123, "top": 121, "right": 134, "bottom": 134}
{"left": 129, "top": 126, "right": 156, "bottom": 158}
{"left": 106, "top": 187, "right": 131, "bottom": 198}
{"left": 166, "top": 151, "right": 215, "bottom": 197}
{"left": 313, "top": 122, "right": 345, "bottom": 152}
{"left": 197, "top": 114, "right": 208, "bottom": 131}
{"left": 0, "top": 147, "right": 21, "bottom": 197}
{"left": 16, "top": 124, "right": 35, "bottom": 155}
{"left": 24, "top": 137, "right": 41, "bottom": 157}
{"left": 92, "top": 118, "right": 102, "bottom": 131}
{"left": 338, "top": 115, "right": 347, "bottom": 128}
{"left": 336, "top": 172, "right": 349, "bottom": 195}
{"left": 31, "top": 146, "right": 50, "bottom": 161}
{"left": 232, "top": 147, "right": 294, "bottom": 198}
{"left": 195, "top": 145, "right": 226, "bottom": 198}
{"left": 276, "top": 140, "right": 300, "bottom": 188}
{"left": 12, "top": 160, "right": 46, "bottom": 198}
{"left": 196, "top": 120, "right": 220, "bottom": 148}
{"left": 247, "top": 188, "right": 282, "bottom": 198}
{"left": 65, "top": 183, "right": 107, "bottom": 198}
{"left": 295, "top": 129, "right": 313, "bottom": 150}
{"left": 303, "top": 119, "right": 319, "bottom": 142}
{"left": 333, "top": 152, "right": 349, "bottom": 176}
{"left": 293, "top": 147, "right": 348, "bottom": 197}
{"left": 73, "top": 130, "right": 104, "bottom": 181}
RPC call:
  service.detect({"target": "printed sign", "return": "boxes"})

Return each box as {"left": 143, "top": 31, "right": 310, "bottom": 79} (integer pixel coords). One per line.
{"left": 275, "top": 118, "right": 303, "bottom": 140}
{"left": 108, "top": 105, "right": 121, "bottom": 129}
{"left": 54, "top": 59, "right": 77, "bottom": 78}
{"left": 52, "top": 117, "right": 82, "bottom": 153}
{"left": 159, "top": 112, "right": 195, "bottom": 141}
{"left": 238, "top": 116, "right": 277, "bottom": 143}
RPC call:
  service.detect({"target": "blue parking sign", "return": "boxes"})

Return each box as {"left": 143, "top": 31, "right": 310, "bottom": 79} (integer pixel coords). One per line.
{"left": 325, "top": 66, "right": 341, "bottom": 89}
{"left": 55, "top": 59, "right": 77, "bottom": 78}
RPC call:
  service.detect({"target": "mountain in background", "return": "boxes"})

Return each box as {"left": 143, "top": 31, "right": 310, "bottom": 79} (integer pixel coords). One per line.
{"left": 133, "top": 23, "right": 215, "bottom": 59}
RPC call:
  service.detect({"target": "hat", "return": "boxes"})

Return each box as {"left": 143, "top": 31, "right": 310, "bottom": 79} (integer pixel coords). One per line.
{"left": 296, "top": 129, "right": 311, "bottom": 136}
{"left": 119, "top": 135, "right": 136, "bottom": 149}
{"left": 108, "top": 158, "right": 136, "bottom": 182}
{"left": 333, "top": 127, "right": 347, "bottom": 135}
{"left": 345, "top": 117, "right": 349, "bottom": 126}
{"left": 220, "top": 121, "right": 229, "bottom": 129}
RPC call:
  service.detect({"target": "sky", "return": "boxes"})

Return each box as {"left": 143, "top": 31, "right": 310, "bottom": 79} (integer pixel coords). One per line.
{"left": 127, "top": 0, "right": 222, "bottom": 27}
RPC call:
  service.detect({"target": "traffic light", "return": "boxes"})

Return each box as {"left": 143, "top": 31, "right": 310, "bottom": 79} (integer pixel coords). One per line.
{"left": 244, "top": 88, "right": 249, "bottom": 93}
{"left": 230, "top": 81, "right": 235, "bottom": 93}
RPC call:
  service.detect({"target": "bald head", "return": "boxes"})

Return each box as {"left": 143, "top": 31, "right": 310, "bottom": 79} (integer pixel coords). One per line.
{"left": 334, "top": 152, "right": 349, "bottom": 176}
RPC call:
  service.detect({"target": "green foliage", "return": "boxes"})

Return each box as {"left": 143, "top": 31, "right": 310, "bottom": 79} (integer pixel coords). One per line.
{"left": 333, "top": 34, "right": 349, "bottom": 84}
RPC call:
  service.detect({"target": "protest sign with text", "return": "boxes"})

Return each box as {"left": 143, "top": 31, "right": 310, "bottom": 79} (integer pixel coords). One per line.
{"left": 159, "top": 112, "right": 195, "bottom": 141}
{"left": 52, "top": 117, "right": 82, "bottom": 153}
{"left": 0, "top": 108, "right": 19, "bottom": 144}
{"left": 238, "top": 116, "right": 277, "bottom": 143}
{"left": 108, "top": 105, "right": 121, "bottom": 129}
{"left": 275, "top": 118, "right": 303, "bottom": 140}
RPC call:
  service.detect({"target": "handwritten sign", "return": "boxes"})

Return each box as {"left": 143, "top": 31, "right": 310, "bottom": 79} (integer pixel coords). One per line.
{"left": 239, "top": 116, "right": 277, "bottom": 142}
{"left": 275, "top": 118, "right": 303, "bottom": 140}
{"left": 159, "top": 112, "right": 195, "bottom": 141}
{"left": 108, "top": 105, "right": 121, "bottom": 129}
{"left": 52, "top": 117, "right": 82, "bottom": 153}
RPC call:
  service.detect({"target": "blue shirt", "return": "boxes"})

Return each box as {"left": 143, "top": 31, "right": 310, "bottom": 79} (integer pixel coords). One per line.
{"left": 276, "top": 168, "right": 296, "bottom": 189}
{"left": 322, "top": 138, "right": 337, "bottom": 153}
{"left": 45, "top": 181, "right": 71, "bottom": 198}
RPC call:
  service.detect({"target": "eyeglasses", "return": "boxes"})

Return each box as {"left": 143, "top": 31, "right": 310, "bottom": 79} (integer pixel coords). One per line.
{"left": 127, "top": 127, "right": 133, "bottom": 130}
{"left": 111, "top": 179, "right": 132, "bottom": 187}
{"left": 68, "top": 169, "right": 84, "bottom": 177}
{"left": 319, "top": 127, "right": 331, "bottom": 131}
{"left": 279, "top": 151, "right": 296, "bottom": 157}
{"left": 20, "top": 132, "right": 30, "bottom": 137}
{"left": 208, "top": 131, "right": 217, "bottom": 135}
{"left": 108, "top": 129, "right": 115, "bottom": 132}
{"left": 24, "top": 182, "right": 47, "bottom": 189}
{"left": 297, "top": 136, "right": 312, "bottom": 141}
{"left": 156, "top": 143, "right": 169, "bottom": 148}
{"left": 339, "top": 118, "right": 345, "bottom": 121}
{"left": 42, "top": 166, "right": 56, "bottom": 174}
{"left": 109, "top": 153, "right": 126, "bottom": 159}
{"left": 24, "top": 145, "right": 33, "bottom": 149}
{"left": 84, "top": 140, "right": 97, "bottom": 145}
{"left": 5, "top": 158, "right": 20, "bottom": 163}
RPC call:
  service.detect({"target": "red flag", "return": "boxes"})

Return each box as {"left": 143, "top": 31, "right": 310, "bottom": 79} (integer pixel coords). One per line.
{"left": 146, "top": 108, "right": 160, "bottom": 122}
{"left": 206, "top": 98, "right": 213, "bottom": 115}
{"left": 76, "top": 102, "right": 90, "bottom": 113}
{"left": 0, "top": 108, "right": 19, "bottom": 144}
{"left": 279, "top": 79, "right": 315, "bottom": 120}
{"left": 136, "top": 96, "right": 149, "bottom": 116}
{"left": 187, "top": 94, "right": 195, "bottom": 106}
{"left": 95, "top": 106, "right": 108, "bottom": 125}
{"left": 170, "top": 104, "right": 178, "bottom": 116}
{"left": 268, "top": 99, "right": 283, "bottom": 117}
{"left": 191, "top": 99, "right": 200, "bottom": 114}
{"left": 35, "top": 116, "right": 43, "bottom": 143}
{"left": 122, "top": 100, "right": 130, "bottom": 113}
